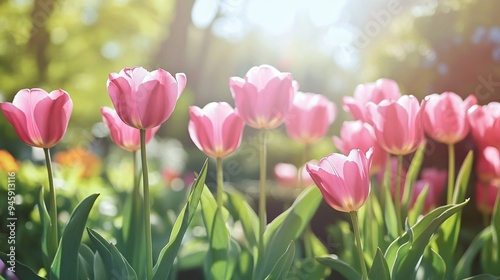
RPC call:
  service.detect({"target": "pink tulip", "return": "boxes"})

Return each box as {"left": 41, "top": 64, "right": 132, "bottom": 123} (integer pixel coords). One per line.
{"left": 475, "top": 181, "right": 499, "bottom": 215}
{"left": 368, "top": 95, "right": 425, "bottom": 155}
{"left": 477, "top": 146, "right": 500, "bottom": 183}
{"left": 285, "top": 92, "right": 337, "bottom": 144}
{"left": 107, "top": 66, "right": 186, "bottom": 129}
{"left": 229, "top": 64, "right": 294, "bottom": 129}
{"left": 188, "top": 102, "right": 244, "bottom": 158}
{"left": 101, "top": 107, "right": 160, "bottom": 152}
{"left": 411, "top": 168, "right": 447, "bottom": 213}
{"left": 468, "top": 102, "right": 500, "bottom": 149}
{"left": 333, "top": 120, "right": 387, "bottom": 174}
{"left": 422, "top": 92, "right": 477, "bottom": 144}
{"left": 1, "top": 88, "right": 72, "bottom": 148}
{"left": 274, "top": 163, "right": 314, "bottom": 188}
{"left": 306, "top": 149, "right": 372, "bottom": 212}
{"left": 343, "top": 78, "right": 401, "bottom": 122}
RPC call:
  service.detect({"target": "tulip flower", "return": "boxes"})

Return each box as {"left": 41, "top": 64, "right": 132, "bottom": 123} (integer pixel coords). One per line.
{"left": 468, "top": 102, "right": 500, "bottom": 149}
{"left": 285, "top": 92, "right": 337, "bottom": 144}
{"left": 0, "top": 88, "right": 73, "bottom": 148}
{"left": 475, "top": 181, "right": 499, "bottom": 216}
{"left": 411, "top": 168, "right": 447, "bottom": 214}
{"left": 343, "top": 78, "right": 401, "bottom": 122}
{"left": 107, "top": 66, "right": 186, "bottom": 129}
{"left": 422, "top": 92, "right": 476, "bottom": 144}
{"left": 188, "top": 102, "right": 245, "bottom": 159}
{"left": 477, "top": 146, "right": 500, "bottom": 183}
{"left": 333, "top": 120, "right": 387, "bottom": 174}
{"left": 229, "top": 64, "right": 294, "bottom": 129}
{"left": 101, "top": 107, "right": 160, "bottom": 152}
{"left": 306, "top": 148, "right": 372, "bottom": 280}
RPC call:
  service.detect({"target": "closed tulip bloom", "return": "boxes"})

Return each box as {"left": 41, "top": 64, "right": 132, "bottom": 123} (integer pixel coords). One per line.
{"left": 477, "top": 146, "right": 500, "bottom": 183}
{"left": 368, "top": 95, "right": 425, "bottom": 155}
{"left": 107, "top": 66, "right": 186, "bottom": 129}
{"left": 422, "top": 92, "right": 477, "bottom": 144}
{"left": 468, "top": 102, "right": 500, "bottom": 149}
{"left": 475, "top": 181, "right": 499, "bottom": 215}
{"left": 189, "top": 102, "right": 244, "bottom": 158}
{"left": 1, "top": 88, "right": 72, "bottom": 148}
{"left": 306, "top": 149, "right": 372, "bottom": 212}
{"left": 333, "top": 120, "right": 387, "bottom": 174}
{"left": 229, "top": 64, "right": 294, "bottom": 129}
{"left": 101, "top": 107, "right": 160, "bottom": 152}
{"left": 411, "top": 168, "right": 447, "bottom": 213}
{"left": 285, "top": 92, "right": 337, "bottom": 144}
{"left": 343, "top": 78, "right": 401, "bottom": 122}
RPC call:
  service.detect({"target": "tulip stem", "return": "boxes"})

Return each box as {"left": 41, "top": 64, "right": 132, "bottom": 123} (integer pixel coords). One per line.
{"left": 350, "top": 211, "right": 368, "bottom": 280}
{"left": 216, "top": 157, "right": 224, "bottom": 210}
{"left": 447, "top": 144, "right": 455, "bottom": 204}
{"left": 395, "top": 155, "right": 403, "bottom": 234}
{"left": 43, "top": 148, "right": 58, "bottom": 263}
{"left": 258, "top": 130, "right": 267, "bottom": 262}
{"left": 140, "top": 130, "right": 153, "bottom": 280}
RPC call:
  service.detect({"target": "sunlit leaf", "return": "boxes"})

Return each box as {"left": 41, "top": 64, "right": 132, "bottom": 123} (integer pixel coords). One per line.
{"left": 316, "top": 255, "right": 361, "bottom": 280}
{"left": 264, "top": 240, "right": 295, "bottom": 280}
{"left": 368, "top": 248, "right": 390, "bottom": 280}
{"left": 455, "top": 227, "right": 492, "bottom": 279}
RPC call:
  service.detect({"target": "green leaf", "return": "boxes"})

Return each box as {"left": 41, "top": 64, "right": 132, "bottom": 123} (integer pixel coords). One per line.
{"left": 38, "top": 186, "right": 54, "bottom": 269}
{"left": 452, "top": 150, "right": 474, "bottom": 204}
{"left": 368, "top": 248, "right": 390, "bottom": 280}
{"left": 389, "top": 199, "right": 469, "bottom": 279}
{"left": 225, "top": 189, "right": 259, "bottom": 251}
{"left": 401, "top": 145, "right": 425, "bottom": 218}
{"left": 152, "top": 159, "right": 208, "bottom": 280}
{"left": 407, "top": 183, "right": 429, "bottom": 226}
{"left": 256, "top": 186, "right": 322, "bottom": 279}
{"left": 455, "top": 227, "right": 492, "bottom": 279}
{"left": 50, "top": 193, "right": 99, "bottom": 280}
{"left": 490, "top": 175, "right": 500, "bottom": 275}
{"left": 87, "top": 228, "right": 138, "bottom": 280}
{"left": 384, "top": 181, "right": 399, "bottom": 239}
{"left": 78, "top": 244, "right": 95, "bottom": 280}
{"left": 463, "top": 274, "right": 500, "bottom": 280}
{"left": 316, "top": 255, "right": 361, "bottom": 280}
{"left": 264, "top": 240, "right": 295, "bottom": 280}
{"left": 93, "top": 252, "right": 107, "bottom": 280}
{"left": 204, "top": 206, "right": 235, "bottom": 280}
{"left": 0, "top": 252, "right": 45, "bottom": 280}
{"left": 232, "top": 246, "right": 254, "bottom": 280}
{"left": 417, "top": 248, "right": 446, "bottom": 280}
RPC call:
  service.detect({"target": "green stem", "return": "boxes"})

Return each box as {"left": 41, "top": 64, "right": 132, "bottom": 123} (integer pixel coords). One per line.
{"left": 395, "top": 155, "right": 403, "bottom": 234}
{"left": 380, "top": 154, "right": 391, "bottom": 210}
{"left": 216, "top": 157, "right": 224, "bottom": 210}
{"left": 43, "top": 148, "right": 58, "bottom": 262}
{"left": 350, "top": 211, "right": 368, "bottom": 280}
{"left": 140, "top": 130, "right": 153, "bottom": 280}
{"left": 258, "top": 130, "right": 267, "bottom": 261}
{"left": 447, "top": 144, "right": 455, "bottom": 204}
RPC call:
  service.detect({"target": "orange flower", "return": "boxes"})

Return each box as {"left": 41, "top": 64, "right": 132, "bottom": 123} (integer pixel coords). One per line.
{"left": 0, "top": 150, "right": 19, "bottom": 172}
{"left": 54, "top": 147, "right": 101, "bottom": 178}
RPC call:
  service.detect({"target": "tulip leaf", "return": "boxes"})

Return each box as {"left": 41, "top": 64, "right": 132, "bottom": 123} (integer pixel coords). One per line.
{"left": 433, "top": 150, "right": 473, "bottom": 278}
{"left": 87, "top": 228, "right": 138, "bottom": 280}
{"left": 463, "top": 274, "right": 500, "bottom": 280}
{"left": 408, "top": 183, "right": 429, "bottom": 226}
{"left": 491, "top": 177, "right": 500, "bottom": 269}
{"left": 416, "top": 248, "right": 446, "bottom": 280}
{"left": 389, "top": 199, "right": 469, "bottom": 279}
{"left": 256, "top": 186, "right": 322, "bottom": 279}
{"left": 402, "top": 144, "right": 425, "bottom": 218}
{"left": 264, "top": 240, "right": 295, "bottom": 280}
{"left": 50, "top": 193, "right": 99, "bottom": 280}
{"left": 455, "top": 227, "right": 492, "bottom": 279}
{"left": 225, "top": 189, "right": 259, "bottom": 251}
{"left": 37, "top": 186, "right": 54, "bottom": 270}
{"left": 316, "top": 254, "right": 361, "bottom": 280}
{"left": 93, "top": 252, "right": 107, "bottom": 280}
{"left": 232, "top": 246, "right": 254, "bottom": 280}
{"left": 0, "top": 252, "right": 45, "bottom": 280}
{"left": 78, "top": 244, "right": 95, "bottom": 279}
{"left": 368, "top": 248, "right": 390, "bottom": 280}
{"left": 152, "top": 159, "right": 207, "bottom": 280}
{"left": 381, "top": 158, "right": 399, "bottom": 239}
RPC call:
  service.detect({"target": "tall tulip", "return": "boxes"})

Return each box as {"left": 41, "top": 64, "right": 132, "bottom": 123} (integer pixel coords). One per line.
{"left": 285, "top": 92, "right": 336, "bottom": 144}
{"left": 107, "top": 66, "right": 186, "bottom": 129}
{"left": 1, "top": 88, "right": 73, "bottom": 267}
{"left": 468, "top": 102, "right": 500, "bottom": 149}
{"left": 188, "top": 102, "right": 244, "bottom": 208}
{"left": 306, "top": 148, "right": 372, "bottom": 280}
{"left": 343, "top": 78, "right": 401, "bottom": 122}
{"left": 422, "top": 92, "right": 477, "bottom": 203}
{"left": 229, "top": 64, "right": 294, "bottom": 129}
{"left": 229, "top": 64, "right": 295, "bottom": 260}
{"left": 333, "top": 120, "right": 387, "bottom": 174}
{"left": 101, "top": 107, "right": 159, "bottom": 152}
{"left": 107, "top": 66, "right": 186, "bottom": 280}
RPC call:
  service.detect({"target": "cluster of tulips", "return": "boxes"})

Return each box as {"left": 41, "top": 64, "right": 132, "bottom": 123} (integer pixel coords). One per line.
{"left": 1, "top": 64, "right": 499, "bottom": 279}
